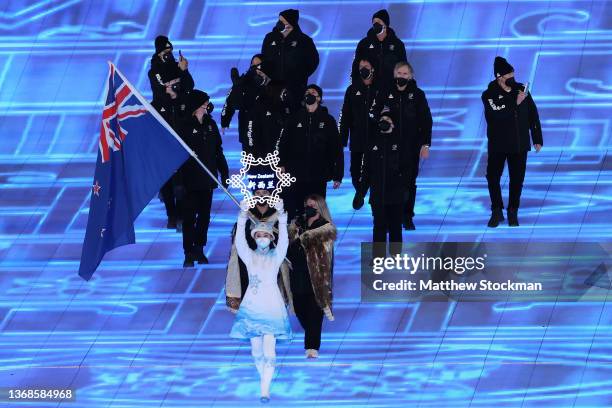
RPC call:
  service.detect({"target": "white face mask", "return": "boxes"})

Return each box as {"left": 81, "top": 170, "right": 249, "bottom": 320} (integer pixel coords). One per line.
{"left": 256, "top": 237, "right": 271, "bottom": 249}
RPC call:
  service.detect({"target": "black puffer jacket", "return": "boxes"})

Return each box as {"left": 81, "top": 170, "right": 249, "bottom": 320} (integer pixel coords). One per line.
{"left": 148, "top": 55, "right": 194, "bottom": 103}
{"left": 482, "top": 80, "right": 543, "bottom": 153}
{"left": 356, "top": 128, "right": 407, "bottom": 205}
{"left": 372, "top": 80, "right": 433, "bottom": 152}
{"left": 261, "top": 25, "right": 319, "bottom": 100}
{"left": 339, "top": 80, "right": 381, "bottom": 152}
{"left": 352, "top": 27, "right": 406, "bottom": 84}
{"left": 177, "top": 115, "right": 229, "bottom": 191}
{"left": 278, "top": 105, "right": 343, "bottom": 183}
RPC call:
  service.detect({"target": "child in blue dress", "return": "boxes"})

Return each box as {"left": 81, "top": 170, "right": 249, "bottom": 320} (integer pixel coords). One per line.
{"left": 230, "top": 198, "right": 290, "bottom": 403}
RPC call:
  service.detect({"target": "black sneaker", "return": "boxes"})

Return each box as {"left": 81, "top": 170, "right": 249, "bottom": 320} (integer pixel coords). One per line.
{"left": 166, "top": 217, "right": 177, "bottom": 229}
{"left": 183, "top": 254, "right": 195, "bottom": 268}
{"left": 403, "top": 218, "right": 416, "bottom": 230}
{"left": 507, "top": 208, "right": 519, "bottom": 227}
{"left": 193, "top": 247, "right": 209, "bottom": 264}
{"left": 487, "top": 208, "right": 504, "bottom": 228}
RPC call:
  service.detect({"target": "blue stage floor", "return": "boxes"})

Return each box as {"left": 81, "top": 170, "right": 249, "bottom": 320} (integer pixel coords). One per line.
{"left": 0, "top": 1, "right": 611, "bottom": 407}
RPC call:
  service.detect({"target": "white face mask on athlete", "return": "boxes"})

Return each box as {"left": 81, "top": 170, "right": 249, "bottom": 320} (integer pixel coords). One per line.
{"left": 256, "top": 237, "right": 271, "bottom": 249}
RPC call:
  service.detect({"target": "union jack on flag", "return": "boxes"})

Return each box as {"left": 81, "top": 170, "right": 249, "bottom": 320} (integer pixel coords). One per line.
{"left": 99, "top": 63, "right": 148, "bottom": 162}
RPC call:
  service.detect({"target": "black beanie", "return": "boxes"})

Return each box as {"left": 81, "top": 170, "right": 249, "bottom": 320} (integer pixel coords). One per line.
{"left": 494, "top": 56, "right": 514, "bottom": 78}
{"left": 188, "top": 90, "right": 210, "bottom": 113}
{"left": 280, "top": 9, "right": 299, "bottom": 27}
{"left": 155, "top": 35, "right": 173, "bottom": 54}
{"left": 306, "top": 84, "right": 323, "bottom": 100}
{"left": 372, "top": 9, "right": 390, "bottom": 27}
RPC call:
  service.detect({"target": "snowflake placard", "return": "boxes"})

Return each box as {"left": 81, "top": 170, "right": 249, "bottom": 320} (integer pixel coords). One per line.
{"left": 226, "top": 150, "right": 296, "bottom": 208}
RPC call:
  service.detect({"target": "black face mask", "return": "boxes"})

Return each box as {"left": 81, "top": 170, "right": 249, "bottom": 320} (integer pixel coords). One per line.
{"left": 274, "top": 21, "right": 286, "bottom": 32}
{"left": 504, "top": 77, "right": 517, "bottom": 89}
{"left": 372, "top": 22, "right": 385, "bottom": 35}
{"left": 252, "top": 71, "right": 267, "bottom": 87}
{"left": 170, "top": 82, "right": 181, "bottom": 93}
{"left": 304, "top": 94, "right": 317, "bottom": 106}
{"left": 304, "top": 206, "right": 317, "bottom": 219}
{"left": 359, "top": 67, "right": 372, "bottom": 80}
{"left": 206, "top": 103, "right": 214, "bottom": 114}
{"left": 395, "top": 77, "right": 409, "bottom": 87}
{"left": 161, "top": 52, "right": 175, "bottom": 63}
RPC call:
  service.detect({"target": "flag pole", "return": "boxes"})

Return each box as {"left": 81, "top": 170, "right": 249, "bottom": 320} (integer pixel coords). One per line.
{"left": 112, "top": 62, "right": 243, "bottom": 209}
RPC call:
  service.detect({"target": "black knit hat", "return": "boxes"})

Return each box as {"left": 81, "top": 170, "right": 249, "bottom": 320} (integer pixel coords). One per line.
{"left": 306, "top": 84, "right": 323, "bottom": 100}
{"left": 188, "top": 89, "right": 210, "bottom": 113}
{"left": 155, "top": 35, "right": 173, "bottom": 54}
{"left": 279, "top": 9, "right": 299, "bottom": 27}
{"left": 494, "top": 56, "right": 514, "bottom": 78}
{"left": 372, "top": 9, "right": 390, "bottom": 27}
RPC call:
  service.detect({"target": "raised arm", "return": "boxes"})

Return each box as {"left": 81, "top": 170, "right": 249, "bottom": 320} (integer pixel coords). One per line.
{"left": 235, "top": 203, "right": 253, "bottom": 266}
{"left": 273, "top": 200, "right": 289, "bottom": 263}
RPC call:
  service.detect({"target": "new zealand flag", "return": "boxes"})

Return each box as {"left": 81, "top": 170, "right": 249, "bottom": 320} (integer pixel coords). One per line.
{"left": 78, "top": 62, "right": 190, "bottom": 280}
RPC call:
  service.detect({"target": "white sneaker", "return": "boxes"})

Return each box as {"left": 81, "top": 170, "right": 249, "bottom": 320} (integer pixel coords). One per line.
{"left": 305, "top": 349, "right": 319, "bottom": 359}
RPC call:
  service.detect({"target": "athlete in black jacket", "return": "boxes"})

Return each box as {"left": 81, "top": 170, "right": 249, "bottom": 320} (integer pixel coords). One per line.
{"left": 178, "top": 90, "right": 229, "bottom": 267}
{"left": 482, "top": 57, "right": 543, "bottom": 227}
{"left": 261, "top": 9, "right": 319, "bottom": 108}
{"left": 371, "top": 61, "right": 433, "bottom": 230}
{"left": 352, "top": 9, "right": 406, "bottom": 85}
{"left": 278, "top": 84, "right": 343, "bottom": 219}
{"left": 148, "top": 35, "right": 194, "bottom": 104}
{"left": 339, "top": 57, "right": 381, "bottom": 192}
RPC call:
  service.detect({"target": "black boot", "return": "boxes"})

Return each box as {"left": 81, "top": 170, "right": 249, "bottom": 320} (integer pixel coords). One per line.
{"left": 403, "top": 218, "right": 416, "bottom": 230}
{"left": 507, "top": 208, "right": 519, "bottom": 227}
{"left": 487, "top": 208, "right": 504, "bottom": 228}
{"left": 183, "top": 253, "right": 195, "bottom": 268}
{"left": 193, "top": 247, "right": 209, "bottom": 264}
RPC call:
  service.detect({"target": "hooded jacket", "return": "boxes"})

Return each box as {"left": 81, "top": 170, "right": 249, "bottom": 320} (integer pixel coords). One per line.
{"left": 482, "top": 80, "right": 543, "bottom": 153}
{"left": 353, "top": 27, "right": 407, "bottom": 84}
{"left": 278, "top": 105, "right": 344, "bottom": 184}
{"left": 339, "top": 79, "right": 381, "bottom": 152}
{"left": 261, "top": 25, "right": 319, "bottom": 99}
{"left": 177, "top": 114, "right": 229, "bottom": 191}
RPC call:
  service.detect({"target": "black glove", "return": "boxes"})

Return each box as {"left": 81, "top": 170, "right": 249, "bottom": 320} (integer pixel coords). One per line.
{"left": 221, "top": 178, "right": 229, "bottom": 189}
{"left": 230, "top": 67, "right": 240, "bottom": 85}
{"left": 352, "top": 193, "right": 364, "bottom": 210}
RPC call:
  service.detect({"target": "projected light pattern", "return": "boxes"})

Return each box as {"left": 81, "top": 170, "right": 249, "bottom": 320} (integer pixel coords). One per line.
{"left": 0, "top": 0, "right": 610, "bottom": 407}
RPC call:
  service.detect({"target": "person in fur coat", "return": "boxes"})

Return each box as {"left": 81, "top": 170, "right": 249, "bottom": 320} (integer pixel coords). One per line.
{"left": 286, "top": 194, "right": 336, "bottom": 358}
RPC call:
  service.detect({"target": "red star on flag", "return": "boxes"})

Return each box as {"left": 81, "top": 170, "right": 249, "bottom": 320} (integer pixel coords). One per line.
{"left": 92, "top": 181, "right": 101, "bottom": 196}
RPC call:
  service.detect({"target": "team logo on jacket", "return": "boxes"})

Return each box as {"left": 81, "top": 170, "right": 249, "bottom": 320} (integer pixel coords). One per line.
{"left": 368, "top": 44, "right": 374, "bottom": 48}
{"left": 291, "top": 41, "right": 297, "bottom": 47}
{"left": 297, "top": 122, "right": 302, "bottom": 128}
{"left": 356, "top": 90, "right": 361, "bottom": 95}
{"left": 160, "top": 107, "right": 166, "bottom": 112}
{"left": 319, "top": 122, "right": 325, "bottom": 128}
{"left": 498, "top": 95, "right": 503, "bottom": 99}
{"left": 409, "top": 93, "right": 414, "bottom": 99}
{"left": 372, "top": 145, "right": 378, "bottom": 151}
{"left": 180, "top": 104, "right": 185, "bottom": 111}
{"left": 266, "top": 111, "right": 271, "bottom": 116}
{"left": 271, "top": 41, "right": 276, "bottom": 46}
{"left": 208, "top": 125, "right": 212, "bottom": 131}
{"left": 389, "top": 44, "right": 395, "bottom": 51}
{"left": 192, "top": 128, "right": 198, "bottom": 134}
{"left": 392, "top": 144, "right": 397, "bottom": 151}
{"left": 388, "top": 94, "right": 394, "bottom": 99}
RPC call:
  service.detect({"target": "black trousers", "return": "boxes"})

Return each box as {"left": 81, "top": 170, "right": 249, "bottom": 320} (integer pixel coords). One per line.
{"left": 285, "top": 180, "right": 327, "bottom": 220}
{"left": 486, "top": 151, "right": 528, "bottom": 210}
{"left": 349, "top": 151, "right": 366, "bottom": 191}
{"left": 403, "top": 151, "right": 420, "bottom": 221}
{"left": 182, "top": 189, "right": 213, "bottom": 254}
{"left": 371, "top": 202, "right": 403, "bottom": 258}
{"left": 160, "top": 179, "right": 176, "bottom": 219}
{"left": 293, "top": 291, "right": 324, "bottom": 350}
